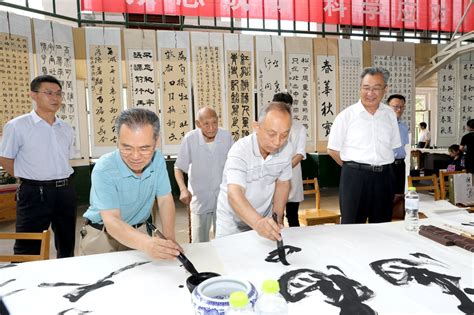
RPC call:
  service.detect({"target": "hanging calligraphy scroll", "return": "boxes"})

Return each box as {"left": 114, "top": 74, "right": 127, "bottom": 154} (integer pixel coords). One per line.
{"left": 315, "top": 38, "right": 338, "bottom": 148}
{"left": 190, "top": 32, "right": 225, "bottom": 127}
{"left": 224, "top": 33, "right": 255, "bottom": 142}
{"left": 285, "top": 37, "right": 315, "bottom": 150}
{"left": 33, "top": 19, "right": 82, "bottom": 159}
{"left": 157, "top": 31, "right": 193, "bottom": 155}
{"left": 124, "top": 29, "right": 159, "bottom": 114}
{"left": 436, "top": 58, "right": 458, "bottom": 147}
{"left": 256, "top": 35, "right": 285, "bottom": 115}
{"left": 372, "top": 42, "right": 415, "bottom": 131}
{"left": 0, "top": 12, "right": 34, "bottom": 140}
{"left": 338, "top": 39, "right": 362, "bottom": 111}
{"left": 85, "top": 27, "right": 124, "bottom": 157}
{"left": 459, "top": 53, "right": 474, "bottom": 135}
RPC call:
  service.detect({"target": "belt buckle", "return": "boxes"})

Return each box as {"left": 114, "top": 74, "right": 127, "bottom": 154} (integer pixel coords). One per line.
{"left": 56, "top": 179, "right": 67, "bottom": 187}
{"left": 372, "top": 165, "right": 383, "bottom": 172}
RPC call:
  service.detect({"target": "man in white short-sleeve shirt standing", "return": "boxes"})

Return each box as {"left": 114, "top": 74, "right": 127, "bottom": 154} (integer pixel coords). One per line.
{"left": 216, "top": 102, "right": 293, "bottom": 240}
{"left": 327, "top": 67, "right": 400, "bottom": 224}
{"left": 174, "top": 107, "right": 233, "bottom": 242}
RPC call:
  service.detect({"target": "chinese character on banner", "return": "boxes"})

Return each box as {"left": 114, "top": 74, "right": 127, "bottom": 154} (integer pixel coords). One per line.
{"left": 317, "top": 56, "right": 337, "bottom": 140}
{"left": 288, "top": 53, "right": 314, "bottom": 144}
{"left": 374, "top": 55, "right": 413, "bottom": 127}
{"left": 176, "top": 0, "right": 205, "bottom": 8}
{"left": 128, "top": 48, "right": 158, "bottom": 113}
{"left": 160, "top": 47, "right": 191, "bottom": 145}
{"left": 437, "top": 62, "right": 457, "bottom": 137}
{"left": 0, "top": 33, "right": 31, "bottom": 137}
{"left": 324, "top": 0, "right": 346, "bottom": 17}
{"left": 226, "top": 50, "right": 253, "bottom": 142}
{"left": 362, "top": 0, "right": 381, "bottom": 20}
{"left": 257, "top": 52, "right": 283, "bottom": 113}
{"left": 90, "top": 45, "right": 122, "bottom": 146}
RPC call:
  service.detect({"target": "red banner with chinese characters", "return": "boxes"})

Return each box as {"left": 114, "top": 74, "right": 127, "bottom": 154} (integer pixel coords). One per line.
{"left": 81, "top": 0, "right": 474, "bottom": 32}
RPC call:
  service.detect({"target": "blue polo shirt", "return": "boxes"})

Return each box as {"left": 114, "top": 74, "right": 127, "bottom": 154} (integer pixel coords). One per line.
{"left": 84, "top": 150, "right": 171, "bottom": 225}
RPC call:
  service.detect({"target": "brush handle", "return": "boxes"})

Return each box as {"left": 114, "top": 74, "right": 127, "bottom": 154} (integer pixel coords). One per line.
{"left": 272, "top": 213, "right": 284, "bottom": 245}
{"left": 147, "top": 221, "right": 199, "bottom": 274}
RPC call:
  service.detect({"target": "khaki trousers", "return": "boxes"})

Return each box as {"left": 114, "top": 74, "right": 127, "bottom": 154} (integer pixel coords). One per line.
{"left": 78, "top": 224, "right": 147, "bottom": 256}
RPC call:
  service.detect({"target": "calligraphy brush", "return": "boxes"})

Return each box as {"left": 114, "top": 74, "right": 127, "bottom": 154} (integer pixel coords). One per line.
{"left": 146, "top": 221, "right": 199, "bottom": 275}
{"left": 272, "top": 213, "right": 289, "bottom": 266}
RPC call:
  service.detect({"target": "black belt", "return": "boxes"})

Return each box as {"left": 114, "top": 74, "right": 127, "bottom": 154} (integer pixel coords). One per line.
{"left": 20, "top": 177, "right": 71, "bottom": 188}
{"left": 85, "top": 217, "right": 150, "bottom": 232}
{"left": 393, "top": 159, "right": 405, "bottom": 165}
{"left": 344, "top": 161, "right": 390, "bottom": 173}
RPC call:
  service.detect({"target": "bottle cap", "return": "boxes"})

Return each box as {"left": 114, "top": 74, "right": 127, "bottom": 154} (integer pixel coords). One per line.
{"left": 229, "top": 291, "right": 249, "bottom": 309}
{"left": 262, "top": 279, "right": 280, "bottom": 294}
{"left": 408, "top": 187, "right": 416, "bottom": 191}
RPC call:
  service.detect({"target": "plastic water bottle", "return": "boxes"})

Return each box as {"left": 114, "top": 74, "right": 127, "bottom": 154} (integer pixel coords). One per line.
{"left": 225, "top": 291, "right": 255, "bottom": 315}
{"left": 255, "top": 280, "right": 288, "bottom": 315}
{"left": 405, "top": 187, "right": 419, "bottom": 232}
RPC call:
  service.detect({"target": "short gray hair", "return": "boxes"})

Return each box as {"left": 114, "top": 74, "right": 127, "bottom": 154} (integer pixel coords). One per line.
{"left": 360, "top": 67, "right": 390, "bottom": 85}
{"left": 258, "top": 102, "right": 292, "bottom": 123}
{"left": 115, "top": 108, "right": 160, "bottom": 140}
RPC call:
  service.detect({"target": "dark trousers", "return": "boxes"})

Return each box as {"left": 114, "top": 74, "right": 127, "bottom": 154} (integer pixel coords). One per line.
{"left": 392, "top": 160, "right": 406, "bottom": 194}
{"left": 15, "top": 182, "right": 77, "bottom": 258}
{"left": 285, "top": 202, "right": 300, "bottom": 227}
{"left": 339, "top": 163, "right": 395, "bottom": 224}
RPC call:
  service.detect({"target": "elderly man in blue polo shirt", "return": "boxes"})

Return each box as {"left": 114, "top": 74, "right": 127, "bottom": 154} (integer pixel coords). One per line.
{"left": 79, "top": 108, "right": 181, "bottom": 260}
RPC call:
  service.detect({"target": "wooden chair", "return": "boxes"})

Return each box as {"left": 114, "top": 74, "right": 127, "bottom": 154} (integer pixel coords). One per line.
{"left": 407, "top": 174, "right": 440, "bottom": 200}
{"left": 298, "top": 178, "right": 341, "bottom": 226}
{"left": 0, "top": 230, "right": 50, "bottom": 262}
{"left": 439, "top": 170, "right": 467, "bottom": 200}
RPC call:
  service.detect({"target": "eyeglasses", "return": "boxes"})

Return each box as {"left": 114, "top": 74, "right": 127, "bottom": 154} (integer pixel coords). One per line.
{"left": 34, "top": 90, "right": 64, "bottom": 98}
{"left": 390, "top": 105, "right": 406, "bottom": 111}
{"left": 361, "top": 86, "right": 385, "bottom": 93}
{"left": 119, "top": 144, "right": 156, "bottom": 156}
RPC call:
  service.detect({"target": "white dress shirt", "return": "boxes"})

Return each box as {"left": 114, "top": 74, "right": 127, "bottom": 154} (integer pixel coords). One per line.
{"left": 327, "top": 100, "right": 401, "bottom": 166}
{"left": 0, "top": 110, "right": 74, "bottom": 180}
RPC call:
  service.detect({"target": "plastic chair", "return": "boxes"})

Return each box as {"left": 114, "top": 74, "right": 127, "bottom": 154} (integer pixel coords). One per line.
{"left": 0, "top": 230, "right": 50, "bottom": 262}
{"left": 407, "top": 174, "right": 440, "bottom": 200}
{"left": 298, "top": 178, "right": 340, "bottom": 225}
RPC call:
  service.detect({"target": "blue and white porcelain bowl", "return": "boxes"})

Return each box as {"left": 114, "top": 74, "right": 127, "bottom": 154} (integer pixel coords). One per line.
{"left": 191, "top": 276, "right": 258, "bottom": 315}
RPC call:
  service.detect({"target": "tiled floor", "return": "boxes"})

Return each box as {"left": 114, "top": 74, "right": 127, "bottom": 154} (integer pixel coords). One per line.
{"left": 0, "top": 187, "right": 340, "bottom": 259}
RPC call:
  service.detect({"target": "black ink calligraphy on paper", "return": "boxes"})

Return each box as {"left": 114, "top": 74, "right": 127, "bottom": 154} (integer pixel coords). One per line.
{"left": 0, "top": 264, "right": 17, "bottom": 270}
{"left": 0, "top": 279, "right": 15, "bottom": 287}
{"left": 265, "top": 245, "right": 302, "bottom": 265}
{"left": 58, "top": 308, "right": 93, "bottom": 315}
{"left": 38, "top": 261, "right": 150, "bottom": 302}
{"left": 279, "top": 266, "right": 376, "bottom": 314}
{"left": 370, "top": 252, "right": 474, "bottom": 314}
